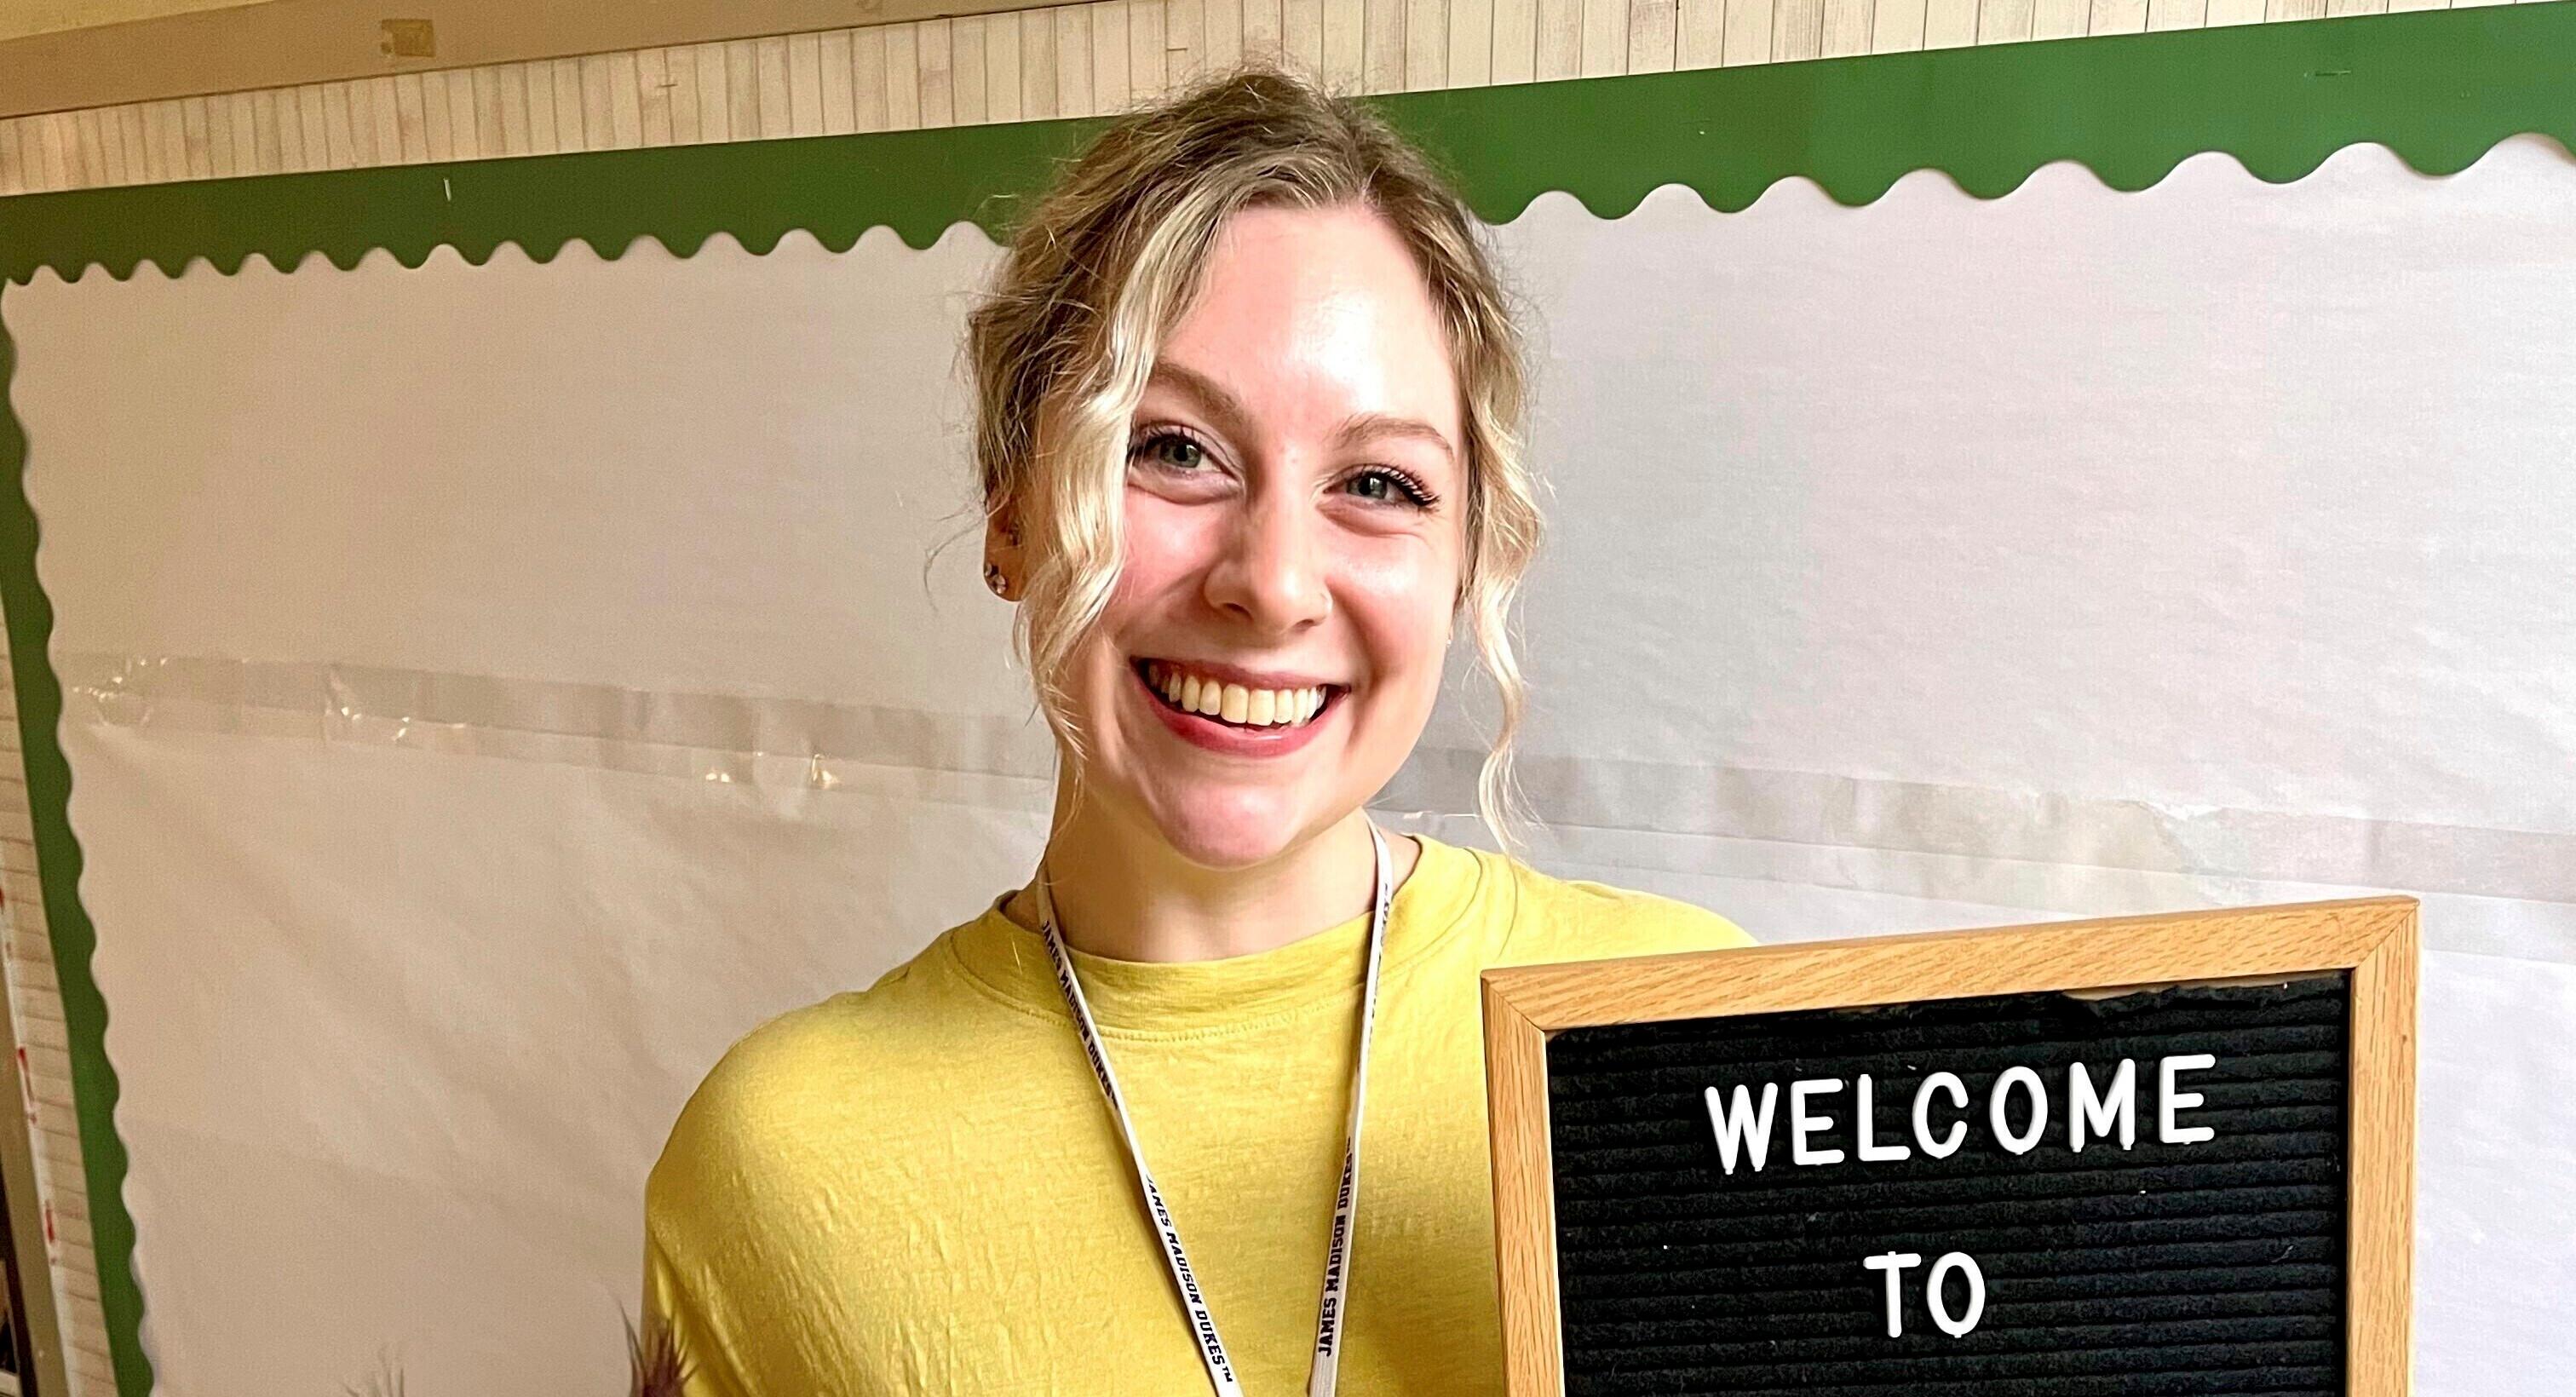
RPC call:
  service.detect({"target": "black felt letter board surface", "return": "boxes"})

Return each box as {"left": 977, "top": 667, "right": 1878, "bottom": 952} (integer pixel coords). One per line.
{"left": 1544, "top": 977, "right": 2350, "bottom": 1395}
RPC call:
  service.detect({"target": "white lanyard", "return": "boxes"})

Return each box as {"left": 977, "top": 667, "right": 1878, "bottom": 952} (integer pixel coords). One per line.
{"left": 1033, "top": 824, "right": 1394, "bottom": 1397}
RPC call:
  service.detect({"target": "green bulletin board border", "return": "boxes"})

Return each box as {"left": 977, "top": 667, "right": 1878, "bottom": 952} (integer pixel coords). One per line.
{"left": 0, "top": 9, "right": 2568, "bottom": 1391}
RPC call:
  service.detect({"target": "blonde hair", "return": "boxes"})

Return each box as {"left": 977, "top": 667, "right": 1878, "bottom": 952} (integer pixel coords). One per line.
{"left": 965, "top": 65, "right": 1541, "bottom": 844}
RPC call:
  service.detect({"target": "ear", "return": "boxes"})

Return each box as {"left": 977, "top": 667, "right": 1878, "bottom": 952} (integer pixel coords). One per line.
{"left": 982, "top": 502, "right": 1025, "bottom": 602}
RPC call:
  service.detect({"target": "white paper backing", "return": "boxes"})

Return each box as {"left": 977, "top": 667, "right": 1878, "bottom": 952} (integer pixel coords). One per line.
{"left": 4, "top": 137, "right": 2572, "bottom": 1394}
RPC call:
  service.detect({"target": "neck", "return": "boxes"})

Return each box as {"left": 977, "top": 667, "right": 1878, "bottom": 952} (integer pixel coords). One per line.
{"left": 1014, "top": 792, "right": 1420, "bottom": 963}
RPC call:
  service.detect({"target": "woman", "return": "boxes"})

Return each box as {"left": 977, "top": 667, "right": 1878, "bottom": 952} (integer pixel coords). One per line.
{"left": 646, "top": 65, "right": 1752, "bottom": 1394}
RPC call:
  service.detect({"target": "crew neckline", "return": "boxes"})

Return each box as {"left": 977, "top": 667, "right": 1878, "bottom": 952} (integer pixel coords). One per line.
{"left": 944, "top": 834, "right": 1486, "bottom": 1039}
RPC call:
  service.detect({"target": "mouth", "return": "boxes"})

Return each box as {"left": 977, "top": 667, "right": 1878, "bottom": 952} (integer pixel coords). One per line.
{"left": 1134, "top": 659, "right": 1342, "bottom": 732}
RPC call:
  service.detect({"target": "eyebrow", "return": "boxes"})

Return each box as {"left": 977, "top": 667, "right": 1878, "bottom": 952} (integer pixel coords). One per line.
{"left": 1148, "top": 360, "right": 1457, "bottom": 463}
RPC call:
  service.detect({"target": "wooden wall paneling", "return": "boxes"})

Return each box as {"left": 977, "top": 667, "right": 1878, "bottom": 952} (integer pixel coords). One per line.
{"left": 1411, "top": 0, "right": 1453, "bottom": 86}
{"left": 1867, "top": 3, "right": 1922, "bottom": 55}
{"left": 515, "top": 58, "right": 556, "bottom": 153}
{"left": 1168, "top": 0, "right": 1205, "bottom": 89}
{"left": 1094, "top": 3, "right": 1132, "bottom": 114}
{"left": 371, "top": 75, "right": 409, "bottom": 163}
{"left": 921, "top": 18, "right": 957, "bottom": 126}
{"left": 663, "top": 47, "right": 704, "bottom": 143}
{"left": 816, "top": 32, "right": 855, "bottom": 134}
{"left": 790, "top": 31, "right": 828, "bottom": 134}
{"left": 607, "top": 49, "right": 644, "bottom": 149}
{"left": 1245, "top": 0, "right": 1285, "bottom": 65}
{"left": 1284, "top": 0, "right": 1325, "bottom": 73}
{"left": 573, "top": 55, "right": 609, "bottom": 150}
{"left": 1821, "top": 0, "right": 1875, "bottom": 52}
{"left": 298, "top": 85, "right": 332, "bottom": 166}
{"left": 998, "top": 9, "right": 1032, "bottom": 120}
{"left": 1204, "top": 0, "right": 1247, "bottom": 75}
{"left": 76, "top": 107, "right": 111, "bottom": 183}
{"left": 115, "top": 103, "right": 148, "bottom": 182}
{"left": 47, "top": 110, "right": 81, "bottom": 187}
{"left": 1583, "top": 0, "right": 1629, "bottom": 73}
{"left": 1489, "top": 0, "right": 1537, "bottom": 79}
{"left": 1979, "top": 0, "right": 2038, "bottom": 40}
{"left": 527, "top": 56, "right": 564, "bottom": 150}
{"left": 2091, "top": 0, "right": 2151, "bottom": 32}
{"left": 750, "top": 36, "right": 789, "bottom": 138}
{"left": 175, "top": 95, "right": 209, "bottom": 177}
{"left": 366, "top": 78, "right": 400, "bottom": 164}
{"left": 721, "top": 40, "right": 757, "bottom": 143}
{"left": 687, "top": 45, "right": 723, "bottom": 143}
{"left": 251, "top": 85, "right": 285, "bottom": 171}
{"left": 1775, "top": 0, "right": 1826, "bottom": 56}
{"left": 1724, "top": 0, "right": 1778, "bottom": 62}
{"left": 1923, "top": 0, "right": 1978, "bottom": 45}
{"left": 2033, "top": 0, "right": 2089, "bottom": 37}
{"left": 1449, "top": 0, "right": 1498, "bottom": 83}
{"left": 1021, "top": 11, "right": 1061, "bottom": 121}
{"left": 1052, "top": 8, "right": 1094, "bottom": 117}
{"left": 461, "top": 67, "right": 495, "bottom": 158}
{"left": 1537, "top": 0, "right": 1582, "bottom": 76}
{"left": 886, "top": 22, "right": 924, "bottom": 129}
{"left": 956, "top": 16, "right": 992, "bottom": 124}
{"left": 638, "top": 51, "right": 680, "bottom": 147}
{"left": 150, "top": 96, "right": 181, "bottom": 176}
{"left": 13, "top": 118, "right": 42, "bottom": 192}
{"left": 1322, "top": 0, "right": 1366, "bottom": 86}
{"left": 1133, "top": 0, "right": 1169, "bottom": 100}
{"left": 1364, "top": 0, "right": 1409, "bottom": 89}
{"left": 851, "top": 26, "right": 890, "bottom": 131}
{"left": 201, "top": 93, "right": 238, "bottom": 176}
{"left": 1676, "top": 0, "right": 1723, "bottom": 65}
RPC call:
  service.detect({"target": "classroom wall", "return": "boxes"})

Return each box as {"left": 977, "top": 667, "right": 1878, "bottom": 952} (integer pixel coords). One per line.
{"left": 0, "top": 0, "right": 2537, "bottom": 195}
{"left": 0, "top": 8, "right": 2563, "bottom": 1396}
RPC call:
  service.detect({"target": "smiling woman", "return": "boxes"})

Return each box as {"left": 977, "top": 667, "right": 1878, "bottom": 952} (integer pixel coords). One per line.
{"left": 641, "top": 66, "right": 1756, "bottom": 1396}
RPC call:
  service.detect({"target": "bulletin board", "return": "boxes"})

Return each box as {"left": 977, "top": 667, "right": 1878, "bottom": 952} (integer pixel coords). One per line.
{"left": 3, "top": 10, "right": 2573, "bottom": 1395}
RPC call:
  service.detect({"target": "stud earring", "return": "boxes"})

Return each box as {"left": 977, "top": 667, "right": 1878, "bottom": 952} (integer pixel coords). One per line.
{"left": 985, "top": 564, "right": 1009, "bottom": 596}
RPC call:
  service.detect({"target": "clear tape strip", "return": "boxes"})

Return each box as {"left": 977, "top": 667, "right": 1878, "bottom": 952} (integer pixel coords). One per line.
{"left": 53, "top": 653, "right": 2576, "bottom": 934}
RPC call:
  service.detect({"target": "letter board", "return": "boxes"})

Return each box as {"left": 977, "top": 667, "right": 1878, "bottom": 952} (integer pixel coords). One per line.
{"left": 1481, "top": 898, "right": 2416, "bottom": 1397}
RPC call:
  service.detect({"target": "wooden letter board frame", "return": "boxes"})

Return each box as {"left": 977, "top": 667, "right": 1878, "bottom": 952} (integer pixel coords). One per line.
{"left": 1481, "top": 895, "right": 2418, "bottom": 1396}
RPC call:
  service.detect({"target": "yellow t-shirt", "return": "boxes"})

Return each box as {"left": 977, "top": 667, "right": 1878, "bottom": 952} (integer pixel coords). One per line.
{"left": 644, "top": 835, "right": 1753, "bottom": 1394}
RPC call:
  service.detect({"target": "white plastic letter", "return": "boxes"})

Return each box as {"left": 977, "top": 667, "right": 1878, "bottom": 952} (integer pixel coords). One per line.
{"left": 1926, "top": 1252, "right": 1987, "bottom": 1337}
{"left": 2069, "top": 1059, "right": 2137, "bottom": 1153}
{"left": 2159, "top": 1054, "right": 2217, "bottom": 1145}
{"left": 1856, "top": 1074, "right": 1912, "bottom": 1163}
{"left": 1913, "top": 1072, "right": 1969, "bottom": 1159}
{"left": 1705, "top": 1083, "right": 1780, "bottom": 1176}
{"left": 1791, "top": 1078, "right": 1848, "bottom": 1166}
{"left": 1862, "top": 1251, "right": 1923, "bottom": 1337}
{"left": 1989, "top": 1066, "right": 2048, "bottom": 1155}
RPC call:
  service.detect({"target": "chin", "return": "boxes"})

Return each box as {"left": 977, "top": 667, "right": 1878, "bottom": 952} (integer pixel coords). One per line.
{"left": 1141, "top": 787, "right": 1321, "bottom": 871}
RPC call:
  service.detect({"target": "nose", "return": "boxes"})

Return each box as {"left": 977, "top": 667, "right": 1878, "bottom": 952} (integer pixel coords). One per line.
{"left": 1202, "top": 488, "right": 1331, "bottom": 636}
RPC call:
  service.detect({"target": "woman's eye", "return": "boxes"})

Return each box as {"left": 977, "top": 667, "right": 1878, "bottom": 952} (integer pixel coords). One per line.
{"left": 1344, "top": 467, "right": 1435, "bottom": 509}
{"left": 1135, "top": 433, "right": 1206, "bottom": 469}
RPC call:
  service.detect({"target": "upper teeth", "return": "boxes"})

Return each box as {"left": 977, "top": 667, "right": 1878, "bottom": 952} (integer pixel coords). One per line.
{"left": 1149, "top": 664, "right": 1327, "bottom": 728}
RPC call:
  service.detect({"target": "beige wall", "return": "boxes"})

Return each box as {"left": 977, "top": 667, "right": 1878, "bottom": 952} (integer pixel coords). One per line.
{"left": 0, "top": 0, "right": 269, "bottom": 45}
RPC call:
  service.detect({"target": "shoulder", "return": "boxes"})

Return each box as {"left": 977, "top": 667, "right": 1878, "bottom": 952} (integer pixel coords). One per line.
{"left": 1471, "top": 847, "right": 1757, "bottom": 966}
{"left": 645, "top": 934, "right": 973, "bottom": 1230}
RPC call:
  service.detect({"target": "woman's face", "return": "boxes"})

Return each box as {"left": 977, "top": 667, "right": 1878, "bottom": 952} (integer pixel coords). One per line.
{"left": 1044, "top": 202, "right": 1467, "bottom": 871}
